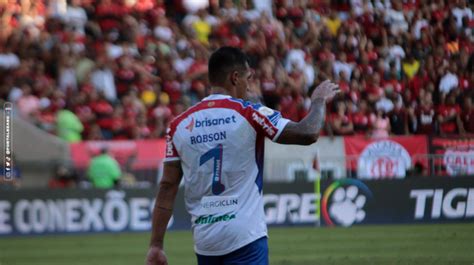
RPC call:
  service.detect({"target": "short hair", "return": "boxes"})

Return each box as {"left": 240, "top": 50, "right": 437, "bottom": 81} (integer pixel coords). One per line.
{"left": 208, "top": 46, "right": 249, "bottom": 85}
{"left": 100, "top": 147, "right": 108, "bottom": 154}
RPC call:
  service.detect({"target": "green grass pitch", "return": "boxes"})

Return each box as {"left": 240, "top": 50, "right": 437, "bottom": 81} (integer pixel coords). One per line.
{"left": 1, "top": 223, "right": 473, "bottom": 265}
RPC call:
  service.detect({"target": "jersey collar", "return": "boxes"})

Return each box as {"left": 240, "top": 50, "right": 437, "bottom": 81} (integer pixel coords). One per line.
{"left": 202, "top": 94, "right": 232, "bottom": 101}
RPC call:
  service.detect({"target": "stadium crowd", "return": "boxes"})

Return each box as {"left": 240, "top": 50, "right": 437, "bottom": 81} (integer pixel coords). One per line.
{"left": 0, "top": 0, "right": 473, "bottom": 142}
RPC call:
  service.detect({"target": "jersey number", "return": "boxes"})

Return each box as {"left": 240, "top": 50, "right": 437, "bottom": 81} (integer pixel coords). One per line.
{"left": 199, "top": 144, "right": 225, "bottom": 195}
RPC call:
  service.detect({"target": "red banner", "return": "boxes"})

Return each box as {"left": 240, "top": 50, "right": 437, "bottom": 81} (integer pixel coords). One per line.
{"left": 70, "top": 140, "right": 166, "bottom": 170}
{"left": 344, "top": 136, "right": 429, "bottom": 179}
{"left": 430, "top": 136, "right": 474, "bottom": 176}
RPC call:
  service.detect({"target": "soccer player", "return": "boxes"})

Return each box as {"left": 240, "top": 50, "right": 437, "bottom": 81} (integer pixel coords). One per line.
{"left": 145, "top": 47, "right": 338, "bottom": 265}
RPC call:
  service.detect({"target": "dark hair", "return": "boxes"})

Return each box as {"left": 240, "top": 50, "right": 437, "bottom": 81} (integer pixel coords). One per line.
{"left": 100, "top": 147, "right": 108, "bottom": 154}
{"left": 208, "top": 46, "right": 248, "bottom": 85}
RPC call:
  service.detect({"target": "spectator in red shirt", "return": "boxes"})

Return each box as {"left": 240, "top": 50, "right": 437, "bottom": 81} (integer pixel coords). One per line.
{"left": 115, "top": 55, "right": 137, "bottom": 97}
{"left": 108, "top": 105, "right": 128, "bottom": 139}
{"left": 338, "top": 71, "right": 350, "bottom": 94}
{"left": 95, "top": 0, "right": 128, "bottom": 33}
{"left": 129, "top": 113, "right": 151, "bottom": 139}
{"left": 408, "top": 68, "right": 429, "bottom": 99}
{"left": 437, "top": 92, "right": 465, "bottom": 135}
{"left": 149, "top": 96, "right": 172, "bottom": 138}
{"left": 352, "top": 99, "right": 371, "bottom": 135}
{"left": 370, "top": 109, "right": 391, "bottom": 138}
{"left": 365, "top": 72, "right": 384, "bottom": 103}
{"left": 329, "top": 101, "right": 354, "bottom": 136}
{"left": 287, "top": 62, "right": 306, "bottom": 95}
{"left": 161, "top": 70, "right": 182, "bottom": 104}
{"left": 279, "top": 86, "right": 305, "bottom": 122}
{"left": 389, "top": 98, "right": 409, "bottom": 135}
{"left": 383, "top": 73, "right": 404, "bottom": 95}
{"left": 89, "top": 90, "right": 113, "bottom": 118}
{"left": 259, "top": 60, "right": 280, "bottom": 109}
{"left": 86, "top": 123, "right": 104, "bottom": 140}
{"left": 2, "top": 0, "right": 473, "bottom": 142}
{"left": 409, "top": 92, "right": 436, "bottom": 135}
{"left": 461, "top": 96, "right": 474, "bottom": 134}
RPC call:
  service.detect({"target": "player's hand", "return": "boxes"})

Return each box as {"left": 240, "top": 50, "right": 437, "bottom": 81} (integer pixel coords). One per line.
{"left": 145, "top": 246, "right": 168, "bottom": 265}
{"left": 311, "top": 80, "right": 339, "bottom": 101}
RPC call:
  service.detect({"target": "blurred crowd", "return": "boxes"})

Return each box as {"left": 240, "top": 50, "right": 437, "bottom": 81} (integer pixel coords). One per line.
{"left": 0, "top": 0, "right": 473, "bottom": 142}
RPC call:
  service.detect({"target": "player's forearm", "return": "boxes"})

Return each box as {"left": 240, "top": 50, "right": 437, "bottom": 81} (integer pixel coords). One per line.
{"left": 277, "top": 98, "right": 326, "bottom": 145}
{"left": 298, "top": 98, "right": 327, "bottom": 137}
{"left": 149, "top": 181, "right": 179, "bottom": 248}
{"left": 278, "top": 80, "right": 337, "bottom": 145}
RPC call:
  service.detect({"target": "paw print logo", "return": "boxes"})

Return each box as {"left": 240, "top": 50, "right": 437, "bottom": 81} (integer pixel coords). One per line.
{"left": 322, "top": 179, "right": 373, "bottom": 227}
{"left": 329, "top": 186, "right": 366, "bottom": 227}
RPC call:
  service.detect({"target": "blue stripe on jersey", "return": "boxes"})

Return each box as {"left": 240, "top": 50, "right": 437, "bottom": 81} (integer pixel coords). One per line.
{"left": 269, "top": 113, "right": 281, "bottom": 124}
{"left": 230, "top": 98, "right": 264, "bottom": 193}
{"left": 255, "top": 134, "right": 265, "bottom": 193}
{"left": 228, "top": 98, "right": 262, "bottom": 110}
{"left": 228, "top": 98, "right": 283, "bottom": 127}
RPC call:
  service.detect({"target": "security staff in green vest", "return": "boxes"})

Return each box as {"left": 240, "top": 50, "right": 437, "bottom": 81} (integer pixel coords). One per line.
{"left": 87, "top": 147, "right": 122, "bottom": 189}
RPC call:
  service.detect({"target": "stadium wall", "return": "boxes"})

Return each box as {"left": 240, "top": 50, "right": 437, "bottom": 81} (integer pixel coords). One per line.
{"left": 4, "top": 129, "right": 473, "bottom": 187}
{"left": 1, "top": 177, "right": 473, "bottom": 236}
{"left": 66, "top": 135, "right": 473, "bottom": 183}
{"left": 264, "top": 137, "right": 346, "bottom": 181}
{"left": 0, "top": 112, "right": 70, "bottom": 187}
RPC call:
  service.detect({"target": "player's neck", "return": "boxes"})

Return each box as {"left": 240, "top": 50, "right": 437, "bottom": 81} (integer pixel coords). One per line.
{"left": 209, "top": 86, "right": 232, "bottom": 97}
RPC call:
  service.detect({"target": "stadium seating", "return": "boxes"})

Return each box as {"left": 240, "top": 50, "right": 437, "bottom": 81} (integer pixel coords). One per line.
{"left": 0, "top": 0, "right": 473, "bottom": 142}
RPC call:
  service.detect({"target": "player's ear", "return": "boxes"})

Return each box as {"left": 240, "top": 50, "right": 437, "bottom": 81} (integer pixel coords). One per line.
{"left": 231, "top": 70, "right": 239, "bottom": 86}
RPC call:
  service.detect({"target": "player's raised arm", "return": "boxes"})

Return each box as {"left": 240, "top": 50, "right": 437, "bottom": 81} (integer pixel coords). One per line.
{"left": 146, "top": 160, "right": 183, "bottom": 265}
{"left": 276, "top": 80, "right": 339, "bottom": 145}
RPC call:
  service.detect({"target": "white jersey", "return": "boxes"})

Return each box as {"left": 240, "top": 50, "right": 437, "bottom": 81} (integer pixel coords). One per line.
{"left": 164, "top": 94, "right": 289, "bottom": 256}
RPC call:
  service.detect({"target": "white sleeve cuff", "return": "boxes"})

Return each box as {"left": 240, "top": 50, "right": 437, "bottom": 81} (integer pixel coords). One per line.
{"left": 163, "top": 157, "right": 181, "bottom": 163}
{"left": 272, "top": 118, "right": 290, "bottom": 142}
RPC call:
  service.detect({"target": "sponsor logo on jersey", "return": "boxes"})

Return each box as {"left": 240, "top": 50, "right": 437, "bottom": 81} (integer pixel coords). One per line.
{"left": 252, "top": 112, "right": 276, "bottom": 136}
{"left": 258, "top": 106, "right": 275, "bottom": 116}
{"left": 165, "top": 130, "right": 175, "bottom": 156}
{"left": 190, "top": 131, "right": 227, "bottom": 144}
{"left": 185, "top": 117, "right": 195, "bottom": 132}
{"left": 194, "top": 213, "right": 236, "bottom": 225}
{"left": 199, "top": 196, "right": 237, "bottom": 215}
{"left": 186, "top": 115, "right": 237, "bottom": 132}
{"left": 201, "top": 198, "right": 238, "bottom": 210}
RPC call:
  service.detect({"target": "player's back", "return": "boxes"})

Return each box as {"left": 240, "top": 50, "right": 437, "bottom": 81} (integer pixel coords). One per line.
{"left": 164, "top": 94, "right": 289, "bottom": 255}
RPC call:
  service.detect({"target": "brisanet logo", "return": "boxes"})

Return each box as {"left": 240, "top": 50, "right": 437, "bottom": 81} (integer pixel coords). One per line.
{"left": 186, "top": 115, "right": 237, "bottom": 132}
{"left": 322, "top": 179, "right": 373, "bottom": 227}
{"left": 410, "top": 188, "right": 474, "bottom": 220}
